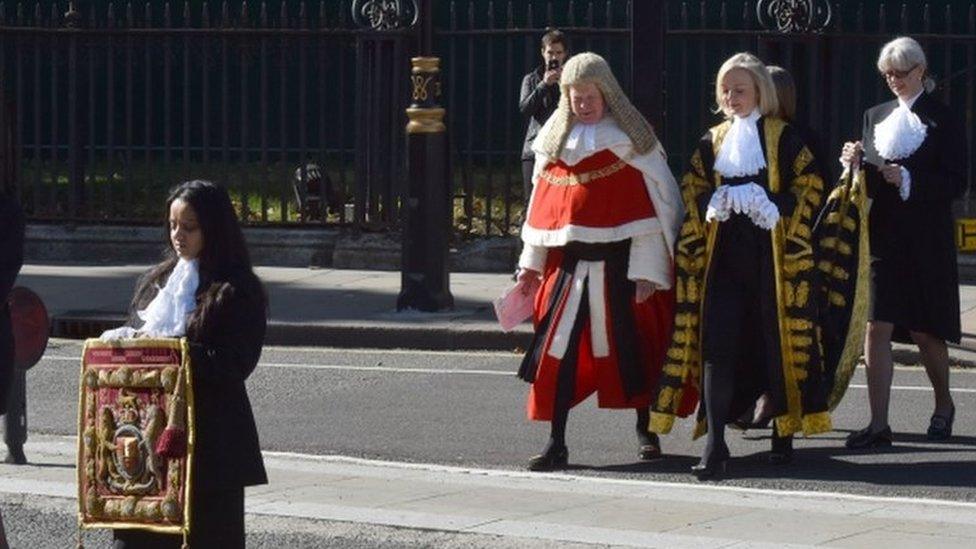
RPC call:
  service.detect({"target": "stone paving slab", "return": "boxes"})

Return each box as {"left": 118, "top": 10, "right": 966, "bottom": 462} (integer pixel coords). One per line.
{"left": 4, "top": 435, "right": 976, "bottom": 549}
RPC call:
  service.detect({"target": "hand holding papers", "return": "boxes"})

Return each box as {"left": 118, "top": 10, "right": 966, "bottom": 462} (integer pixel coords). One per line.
{"left": 493, "top": 275, "right": 540, "bottom": 332}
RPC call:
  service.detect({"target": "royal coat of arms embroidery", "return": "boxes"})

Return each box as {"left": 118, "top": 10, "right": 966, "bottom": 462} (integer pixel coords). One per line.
{"left": 77, "top": 338, "right": 194, "bottom": 546}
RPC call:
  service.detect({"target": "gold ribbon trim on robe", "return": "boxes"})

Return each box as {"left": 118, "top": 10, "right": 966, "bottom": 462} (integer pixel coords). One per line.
{"left": 77, "top": 337, "right": 195, "bottom": 547}
{"left": 816, "top": 167, "right": 871, "bottom": 410}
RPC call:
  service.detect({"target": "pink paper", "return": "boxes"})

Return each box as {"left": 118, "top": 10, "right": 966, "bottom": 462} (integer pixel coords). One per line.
{"left": 493, "top": 279, "right": 539, "bottom": 332}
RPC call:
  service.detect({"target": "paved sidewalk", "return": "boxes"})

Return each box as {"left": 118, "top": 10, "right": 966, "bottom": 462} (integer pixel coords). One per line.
{"left": 16, "top": 263, "right": 976, "bottom": 360}
{"left": 18, "top": 264, "right": 531, "bottom": 350}
{"left": 3, "top": 435, "right": 976, "bottom": 548}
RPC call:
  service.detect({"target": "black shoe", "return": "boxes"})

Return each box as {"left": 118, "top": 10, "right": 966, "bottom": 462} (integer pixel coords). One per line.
{"left": 4, "top": 445, "right": 26, "bottom": 465}
{"left": 845, "top": 426, "right": 893, "bottom": 449}
{"left": 638, "top": 433, "right": 662, "bottom": 461}
{"left": 691, "top": 446, "right": 729, "bottom": 480}
{"left": 527, "top": 446, "right": 568, "bottom": 471}
{"left": 926, "top": 406, "right": 955, "bottom": 441}
{"left": 769, "top": 434, "right": 793, "bottom": 465}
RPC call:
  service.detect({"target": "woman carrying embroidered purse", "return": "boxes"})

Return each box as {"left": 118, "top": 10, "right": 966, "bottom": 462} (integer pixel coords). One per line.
{"left": 102, "top": 180, "right": 268, "bottom": 548}
{"left": 840, "top": 37, "right": 966, "bottom": 449}
{"left": 648, "top": 53, "right": 832, "bottom": 480}
{"left": 516, "top": 52, "right": 683, "bottom": 471}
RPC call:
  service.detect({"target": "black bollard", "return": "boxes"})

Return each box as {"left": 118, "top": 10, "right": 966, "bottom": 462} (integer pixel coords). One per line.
{"left": 397, "top": 57, "right": 454, "bottom": 312}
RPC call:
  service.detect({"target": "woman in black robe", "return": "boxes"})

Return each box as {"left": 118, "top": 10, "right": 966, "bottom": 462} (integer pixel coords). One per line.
{"left": 841, "top": 37, "right": 966, "bottom": 448}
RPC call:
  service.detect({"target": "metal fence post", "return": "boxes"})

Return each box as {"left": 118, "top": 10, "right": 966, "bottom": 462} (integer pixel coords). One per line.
{"left": 631, "top": 0, "right": 666, "bottom": 133}
{"left": 397, "top": 57, "right": 454, "bottom": 312}
{"left": 64, "top": 0, "right": 91, "bottom": 220}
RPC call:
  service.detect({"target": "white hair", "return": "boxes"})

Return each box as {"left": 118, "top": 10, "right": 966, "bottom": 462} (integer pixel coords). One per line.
{"left": 877, "top": 36, "right": 935, "bottom": 93}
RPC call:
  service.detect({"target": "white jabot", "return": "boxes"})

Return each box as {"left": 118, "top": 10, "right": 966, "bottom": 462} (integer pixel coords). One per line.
{"left": 137, "top": 258, "right": 200, "bottom": 337}
{"left": 706, "top": 110, "right": 780, "bottom": 230}
{"left": 101, "top": 258, "right": 200, "bottom": 340}
{"left": 564, "top": 122, "right": 599, "bottom": 154}
{"left": 874, "top": 91, "right": 927, "bottom": 161}
{"left": 714, "top": 109, "right": 766, "bottom": 178}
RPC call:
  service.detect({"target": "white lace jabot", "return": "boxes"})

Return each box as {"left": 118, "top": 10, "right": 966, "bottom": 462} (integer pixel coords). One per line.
{"left": 874, "top": 91, "right": 927, "bottom": 161}
{"left": 714, "top": 109, "right": 766, "bottom": 178}
{"left": 137, "top": 258, "right": 200, "bottom": 337}
{"left": 100, "top": 258, "right": 200, "bottom": 340}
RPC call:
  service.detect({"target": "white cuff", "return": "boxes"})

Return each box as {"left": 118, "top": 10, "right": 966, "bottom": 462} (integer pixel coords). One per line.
{"left": 705, "top": 187, "right": 731, "bottom": 223}
{"left": 518, "top": 242, "right": 548, "bottom": 273}
{"left": 748, "top": 195, "right": 781, "bottom": 230}
{"left": 899, "top": 166, "right": 912, "bottom": 201}
{"left": 627, "top": 233, "right": 672, "bottom": 290}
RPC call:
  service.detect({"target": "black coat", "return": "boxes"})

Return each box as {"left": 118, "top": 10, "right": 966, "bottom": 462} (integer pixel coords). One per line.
{"left": 0, "top": 194, "right": 25, "bottom": 415}
{"left": 861, "top": 92, "right": 968, "bottom": 343}
{"left": 130, "top": 268, "right": 269, "bottom": 493}
{"left": 519, "top": 66, "right": 560, "bottom": 160}
{"left": 188, "top": 272, "right": 269, "bottom": 492}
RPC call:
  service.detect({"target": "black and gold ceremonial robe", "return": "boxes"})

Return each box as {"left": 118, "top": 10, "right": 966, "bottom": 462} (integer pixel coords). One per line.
{"left": 650, "top": 116, "right": 832, "bottom": 438}
{"left": 814, "top": 168, "right": 871, "bottom": 410}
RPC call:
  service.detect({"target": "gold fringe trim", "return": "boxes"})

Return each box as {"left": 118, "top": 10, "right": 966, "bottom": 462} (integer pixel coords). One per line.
{"left": 649, "top": 412, "right": 675, "bottom": 434}
{"left": 774, "top": 412, "right": 833, "bottom": 437}
{"left": 536, "top": 158, "right": 629, "bottom": 186}
{"left": 801, "top": 412, "right": 833, "bottom": 436}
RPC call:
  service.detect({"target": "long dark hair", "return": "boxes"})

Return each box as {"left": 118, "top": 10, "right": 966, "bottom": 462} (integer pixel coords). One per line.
{"left": 132, "top": 180, "right": 265, "bottom": 337}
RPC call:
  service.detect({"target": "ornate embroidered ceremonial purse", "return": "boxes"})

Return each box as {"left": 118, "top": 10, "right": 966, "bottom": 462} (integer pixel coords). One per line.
{"left": 77, "top": 338, "right": 195, "bottom": 547}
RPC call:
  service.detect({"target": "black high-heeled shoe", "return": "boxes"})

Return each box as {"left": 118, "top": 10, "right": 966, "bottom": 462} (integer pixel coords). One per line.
{"left": 927, "top": 405, "right": 955, "bottom": 441}
{"left": 527, "top": 446, "right": 568, "bottom": 471}
{"left": 845, "top": 425, "right": 893, "bottom": 449}
{"left": 691, "top": 446, "right": 729, "bottom": 480}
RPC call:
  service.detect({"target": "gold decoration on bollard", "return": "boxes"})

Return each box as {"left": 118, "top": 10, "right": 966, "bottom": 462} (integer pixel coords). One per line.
{"left": 406, "top": 108, "right": 446, "bottom": 134}
{"left": 406, "top": 57, "right": 446, "bottom": 134}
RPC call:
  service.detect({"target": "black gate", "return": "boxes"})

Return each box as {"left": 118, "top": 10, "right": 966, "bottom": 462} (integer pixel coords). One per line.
{"left": 0, "top": 0, "right": 412, "bottom": 227}
{"left": 2, "top": 1, "right": 974, "bottom": 230}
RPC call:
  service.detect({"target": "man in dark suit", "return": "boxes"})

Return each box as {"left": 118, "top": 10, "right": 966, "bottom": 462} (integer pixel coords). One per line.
{"left": 518, "top": 29, "right": 568, "bottom": 205}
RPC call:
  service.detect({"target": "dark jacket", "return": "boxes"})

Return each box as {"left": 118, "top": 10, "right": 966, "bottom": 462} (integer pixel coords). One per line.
{"left": 861, "top": 92, "right": 967, "bottom": 343}
{"left": 188, "top": 272, "right": 268, "bottom": 492}
{"left": 519, "top": 66, "right": 560, "bottom": 160}
{"left": 131, "top": 268, "right": 269, "bottom": 492}
{"left": 0, "top": 194, "right": 24, "bottom": 415}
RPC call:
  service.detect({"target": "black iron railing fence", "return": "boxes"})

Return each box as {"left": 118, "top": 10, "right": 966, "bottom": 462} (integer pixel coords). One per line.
{"left": 1, "top": 0, "right": 408, "bottom": 226}
{"left": 435, "top": 0, "right": 633, "bottom": 237}
{"left": 3, "top": 1, "right": 975, "bottom": 233}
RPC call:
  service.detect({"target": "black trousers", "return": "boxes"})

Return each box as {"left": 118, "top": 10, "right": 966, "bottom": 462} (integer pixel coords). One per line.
{"left": 112, "top": 486, "right": 245, "bottom": 549}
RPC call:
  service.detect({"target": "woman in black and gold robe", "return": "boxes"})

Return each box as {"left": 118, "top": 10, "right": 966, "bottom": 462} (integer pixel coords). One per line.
{"left": 649, "top": 53, "right": 831, "bottom": 479}
{"left": 841, "top": 37, "right": 966, "bottom": 449}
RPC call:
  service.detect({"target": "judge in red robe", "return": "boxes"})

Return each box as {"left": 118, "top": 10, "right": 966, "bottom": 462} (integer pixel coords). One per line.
{"left": 516, "top": 52, "right": 683, "bottom": 471}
